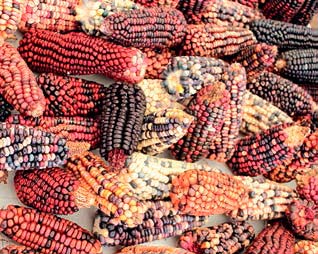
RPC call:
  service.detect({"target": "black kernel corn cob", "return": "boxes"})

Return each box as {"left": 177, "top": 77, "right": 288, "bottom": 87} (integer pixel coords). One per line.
{"left": 100, "top": 83, "right": 146, "bottom": 170}
{"left": 133, "top": 0, "right": 179, "bottom": 7}
{"left": 176, "top": 0, "right": 210, "bottom": 23}
{"left": 295, "top": 240, "right": 318, "bottom": 253}
{"left": 100, "top": 7, "right": 187, "bottom": 49}
{"left": 291, "top": 0, "right": 318, "bottom": 25}
{"left": 179, "top": 221, "right": 255, "bottom": 254}
{"left": 0, "top": 94, "right": 13, "bottom": 122}
{"left": 0, "top": 245, "right": 40, "bottom": 254}
{"left": 300, "top": 84, "right": 318, "bottom": 102}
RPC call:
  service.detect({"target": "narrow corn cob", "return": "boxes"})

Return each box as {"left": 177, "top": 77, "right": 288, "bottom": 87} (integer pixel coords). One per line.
{"left": 133, "top": 0, "right": 179, "bottom": 7}
{"left": 275, "top": 49, "right": 318, "bottom": 84}
{"left": 176, "top": 0, "right": 210, "bottom": 23}
{"left": 118, "top": 246, "right": 193, "bottom": 254}
{"left": 179, "top": 221, "right": 255, "bottom": 254}
{"left": 138, "top": 109, "right": 193, "bottom": 155}
{"left": 245, "top": 222, "right": 295, "bottom": 254}
{"left": 170, "top": 83, "right": 230, "bottom": 162}
{"left": 0, "top": 205, "right": 102, "bottom": 254}
{"left": 19, "top": 0, "right": 79, "bottom": 33}
{"left": 286, "top": 199, "right": 318, "bottom": 241}
{"left": 0, "top": 245, "right": 40, "bottom": 254}
{"left": 300, "top": 84, "right": 318, "bottom": 102}
{"left": 241, "top": 91, "right": 293, "bottom": 135}
{"left": 249, "top": 19, "right": 318, "bottom": 50}
{"left": 18, "top": 29, "right": 147, "bottom": 84}
{"left": 291, "top": 0, "right": 318, "bottom": 25}
{"left": 296, "top": 169, "right": 318, "bottom": 204}
{"left": 0, "top": 95, "right": 13, "bottom": 122}
{"left": 228, "top": 176, "right": 297, "bottom": 221}
{"left": 0, "top": 40, "right": 45, "bottom": 117}
{"left": 179, "top": 24, "right": 257, "bottom": 57}
{"left": 170, "top": 169, "right": 249, "bottom": 216}
{"left": 295, "top": 240, "right": 318, "bottom": 254}
{"left": 100, "top": 83, "right": 146, "bottom": 169}
{"left": 36, "top": 73, "right": 106, "bottom": 117}
{"left": 100, "top": 7, "right": 187, "bottom": 49}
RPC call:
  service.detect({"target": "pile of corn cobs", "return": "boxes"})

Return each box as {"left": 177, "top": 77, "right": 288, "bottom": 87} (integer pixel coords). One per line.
{"left": 0, "top": 0, "right": 318, "bottom": 253}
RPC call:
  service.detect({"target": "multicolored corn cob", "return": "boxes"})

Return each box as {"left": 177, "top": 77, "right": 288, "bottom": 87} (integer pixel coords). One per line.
{"left": 19, "top": 0, "right": 79, "bottom": 33}
{"left": 176, "top": 0, "right": 210, "bottom": 23}
{"left": 18, "top": 29, "right": 147, "bottom": 84}
{"left": 36, "top": 73, "right": 106, "bottom": 117}
{"left": 0, "top": 95, "right": 13, "bottom": 122}
{"left": 100, "top": 83, "right": 146, "bottom": 169}
{"left": 133, "top": 0, "right": 179, "bottom": 7}
{"left": 0, "top": 245, "right": 41, "bottom": 254}
{"left": 118, "top": 246, "right": 194, "bottom": 254}
{"left": 295, "top": 240, "right": 318, "bottom": 254}
{"left": 296, "top": 169, "right": 318, "bottom": 204}
{"left": 300, "top": 84, "right": 318, "bottom": 103}
{"left": 244, "top": 222, "right": 295, "bottom": 254}
{"left": 100, "top": 7, "right": 187, "bottom": 49}
{"left": 275, "top": 49, "right": 318, "bottom": 84}
{"left": 0, "top": 205, "right": 102, "bottom": 254}
{"left": 170, "top": 169, "right": 249, "bottom": 216}
{"left": 170, "top": 83, "right": 230, "bottom": 162}
{"left": 291, "top": 0, "right": 318, "bottom": 25}
{"left": 241, "top": 91, "right": 293, "bottom": 135}
{"left": 179, "top": 221, "right": 255, "bottom": 254}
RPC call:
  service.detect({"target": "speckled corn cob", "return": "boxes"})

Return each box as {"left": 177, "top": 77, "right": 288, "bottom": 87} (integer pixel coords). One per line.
{"left": 300, "top": 84, "right": 318, "bottom": 102}
{"left": 241, "top": 91, "right": 293, "bottom": 135}
{"left": 19, "top": 0, "right": 79, "bottom": 32}
{"left": 245, "top": 222, "right": 295, "bottom": 254}
{"left": 176, "top": 0, "right": 210, "bottom": 23}
{"left": 100, "top": 83, "right": 146, "bottom": 169}
{"left": 228, "top": 176, "right": 297, "bottom": 221}
{"left": 0, "top": 205, "right": 102, "bottom": 254}
{"left": 18, "top": 29, "right": 147, "bottom": 84}
{"left": 179, "top": 221, "right": 255, "bottom": 254}
{"left": 100, "top": 7, "right": 187, "bottom": 49}
{"left": 0, "top": 94, "right": 13, "bottom": 122}
{"left": 179, "top": 24, "right": 256, "bottom": 57}
{"left": 170, "top": 169, "right": 249, "bottom": 216}
{"left": 133, "top": 0, "right": 179, "bottom": 7}
{"left": 291, "top": 0, "right": 318, "bottom": 25}
{"left": 118, "top": 246, "right": 194, "bottom": 254}
{"left": 295, "top": 240, "right": 318, "bottom": 254}
{"left": 296, "top": 169, "right": 318, "bottom": 204}
{"left": 36, "top": 73, "right": 106, "bottom": 117}
{"left": 275, "top": 49, "right": 318, "bottom": 84}
{"left": 171, "top": 84, "right": 230, "bottom": 162}
{"left": 0, "top": 245, "right": 41, "bottom": 254}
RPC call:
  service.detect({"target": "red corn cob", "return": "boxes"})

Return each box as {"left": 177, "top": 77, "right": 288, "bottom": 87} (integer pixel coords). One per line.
{"left": 133, "top": 0, "right": 179, "bottom": 7}
{"left": 0, "top": 205, "right": 102, "bottom": 254}
{"left": 230, "top": 0, "right": 258, "bottom": 8}
{"left": 18, "top": 29, "right": 147, "bottom": 84}
{"left": 296, "top": 169, "right": 318, "bottom": 204}
{"left": 118, "top": 246, "right": 194, "bottom": 254}
{"left": 291, "top": 0, "right": 318, "bottom": 25}
{"left": 295, "top": 240, "right": 318, "bottom": 254}
{"left": 0, "top": 245, "right": 40, "bottom": 254}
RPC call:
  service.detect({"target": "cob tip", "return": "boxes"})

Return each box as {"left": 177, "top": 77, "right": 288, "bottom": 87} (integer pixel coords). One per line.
{"left": 275, "top": 59, "right": 287, "bottom": 71}
{"left": 73, "top": 184, "right": 97, "bottom": 209}
{"left": 0, "top": 170, "right": 8, "bottom": 184}
{"left": 179, "top": 233, "right": 200, "bottom": 253}
{"left": 284, "top": 125, "right": 310, "bottom": 147}
{"left": 29, "top": 102, "right": 46, "bottom": 118}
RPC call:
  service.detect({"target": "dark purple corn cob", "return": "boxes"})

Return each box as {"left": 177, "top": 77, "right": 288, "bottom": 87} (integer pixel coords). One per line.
{"left": 0, "top": 94, "right": 13, "bottom": 121}
{"left": 291, "top": 0, "right": 318, "bottom": 25}
{"left": 300, "top": 84, "right": 318, "bottom": 102}
{"left": 176, "top": 0, "right": 210, "bottom": 23}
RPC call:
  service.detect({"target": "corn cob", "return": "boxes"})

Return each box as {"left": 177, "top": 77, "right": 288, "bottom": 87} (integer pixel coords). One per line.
{"left": 286, "top": 199, "right": 318, "bottom": 241}
{"left": 241, "top": 91, "right": 293, "bottom": 135}
{"left": 176, "top": 0, "right": 210, "bottom": 23}
{"left": 295, "top": 240, "right": 318, "bottom": 254}
{"left": 179, "top": 24, "right": 257, "bottom": 57}
{"left": 0, "top": 245, "right": 40, "bottom": 254}
{"left": 170, "top": 169, "right": 249, "bottom": 216}
{"left": 245, "top": 222, "right": 295, "bottom": 254}
{"left": 0, "top": 205, "right": 102, "bottom": 254}
{"left": 291, "top": 0, "right": 318, "bottom": 25}
{"left": 179, "top": 221, "right": 255, "bottom": 254}
{"left": 275, "top": 49, "right": 318, "bottom": 84}
{"left": 296, "top": 169, "right": 318, "bottom": 204}
{"left": 170, "top": 83, "right": 230, "bottom": 162}
{"left": 300, "top": 84, "right": 318, "bottom": 102}
{"left": 0, "top": 94, "right": 13, "bottom": 122}
{"left": 118, "top": 246, "right": 194, "bottom": 254}
{"left": 230, "top": 0, "right": 259, "bottom": 8}
{"left": 18, "top": 29, "right": 147, "bottom": 84}
{"left": 100, "top": 7, "right": 187, "bottom": 49}
{"left": 100, "top": 83, "right": 146, "bottom": 170}
{"left": 36, "top": 73, "right": 106, "bottom": 117}
{"left": 228, "top": 176, "right": 297, "bottom": 221}
{"left": 133, "top": 0, "right": 179, "bottom": 7}
{"left": 19, "top": 0, "right": 79, "bottom": 33}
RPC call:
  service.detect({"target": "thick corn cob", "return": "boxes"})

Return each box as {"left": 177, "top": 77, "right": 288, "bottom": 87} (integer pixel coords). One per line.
{"left": 170, "top": 169, "right": 249, "bottom": 216}
{"left": 245, "top": 222, "right": 295, "bottom": 254}
{"left": 0, "top": 95, "right": 13, "bottom": 122}
{"left": 36, "top": 73, "right": 106, "bottom": 117}
{"left": 133, "top": 0, "right": 179, "bottom": 7}
{"left": 100, "top": 7, "right": 187, "bottom": 49}
{"left": 295, "top": 240, "right": 318, "bottom": 254}
{"left": 296, "top": 169, "right": 318, "bottom": 204}
{"left": 0, "top": 205, "right": 102, "bottom": 254}
{"left": 300, "top": 84, "right": 318, "bottom": 102}
{"left": 291, "top": 0, "right": 318, "bottom": 25}
{"left": 179, "top": 221, "right": 255, "bottom": 254}
{"left": 0, "top": 40, "right": 45, "bottom": 117}
{"left": 100, "top": 83, "right": 146, "bottom": 169}
{"left": 0, "top": 245, "right": 40, "bottom": 254}
{"left": 18, "top": 29, "right": 147, "bottom": 84}
{"left": 170, "top": 84, "right": 230, "bottom": 162}
{"left": 118, "top": 246, "right": 193, "bottom": 254}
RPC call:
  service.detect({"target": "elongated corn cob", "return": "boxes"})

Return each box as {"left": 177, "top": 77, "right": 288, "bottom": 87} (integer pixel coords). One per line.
{"left": 176, "top": 0, "right": 210, "bottom": 23}
{"left": 0, "top": 245, "right": 40, "bottom": 254}
{"left": 245, "top": 222, "right": 295, "bottom": 254}
{"left": 296, "top": 169, "right": 318, "bottom": 204}
{"left": 0, "top": 205, "right": 102, "bottom": 254}
{"left": 100, "top": 7, "right": 187, "bottom": 49}
{"left": 300, "top": 84, "right": 318, "bottom": 102}
{"left": 18, "top": 29, "right": 147, "bottom": 84}
{"left": 133, "top": 0, "right": 179, "bottom": 7}
{"left": 118, "top": 246, "right": 193, "bottom": 254}
{"left": 100, "top": 83, "right": 146, "bottom": 169}
{"left": 0, "top": 95, "right": 13, "bottom": 122}
{"left": 179, "top": 221, "right": 255, "bottom": 254}
{"left": 295, "top": 240, "right": 318, "bottom": 254}
{"left": 291, "top": 0, "right": 318, "bottom": 25}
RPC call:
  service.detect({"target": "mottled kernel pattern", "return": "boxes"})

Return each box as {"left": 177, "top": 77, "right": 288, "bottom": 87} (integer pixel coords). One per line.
{"left": 295, "top": 240, "right": 318, "bottom": 254}
{"left": 118, "top": 246, "right": 194, "bottom": 254}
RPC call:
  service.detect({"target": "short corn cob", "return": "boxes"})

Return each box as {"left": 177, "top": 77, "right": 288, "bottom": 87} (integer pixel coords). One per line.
{"left": 286, "top": 199, "right": 318, "bottom": 241}
{"left": 275, "top": 49, "right": 318, "bottom": 84}
{"left": 247, "top": 71, "right": 317, "bottom": 117}
{"left": 296, "top": 169, "right": 318, "bottom": 204}
{"left": 245, "top": 222, "right": 295, "bottom": 254}
{"left": 241, "top": 91, "right": 293, "bottom": 135}
{"left": 133, "top": 0, "right": 179, "bottom": 7}
{"left": 100, "top": 83, "right": 146, "bottom": 169}
{"left": 19, "top": 0, "right": 79, "bottom": 33}
{"left": 18, "top": 29, "right": 147, "bottom": 84}
{"left": 0, "top": 205, "right": 102, "bottom": 254}
{"left": 179, "top": 24, "right": 257, "bottom": 57}
{"left": 170, "top": 84, "right": 230, "bottom": 162}
{"left": 0, "top": 245, "right": 40, "bottom": 254}
{"left": 100, "top": 7, "right": 187, "bottom": 49}
{"left": 179, "top": 221, "right": 255, "bottom": 254}
{"left": 249, "top": 19, "right": 318, "bottom": 50}
{"left": 176, "top": 0, "right": 210, "bottom": 23}
{"left": 170, "top": 169, "right": 249, "bottom": 216}
{"left": 37, "top": 73, "right": 106, "bottom": 117}
{"left": 0, "top": 40, "right": 45, "bottom": 117}
{"left": 138, "top": 109, "right": 194, "bottom": 155}
{"left": 228, "top": 176, "right": 297, "bottom": 221}
{"left": 291, "top": 0, "right": 318, "bottom": 25}
{"left": 300, "top": 84, "right": 318, "bottom": 102}
{"left": 118, "top": 246, "right": 193, "bottom": 254}
{"left": 295, "top": 240, "right": 318, "bottom": 254}
{"left": 0, "top": 95, "right": 13, "bottom": 122}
